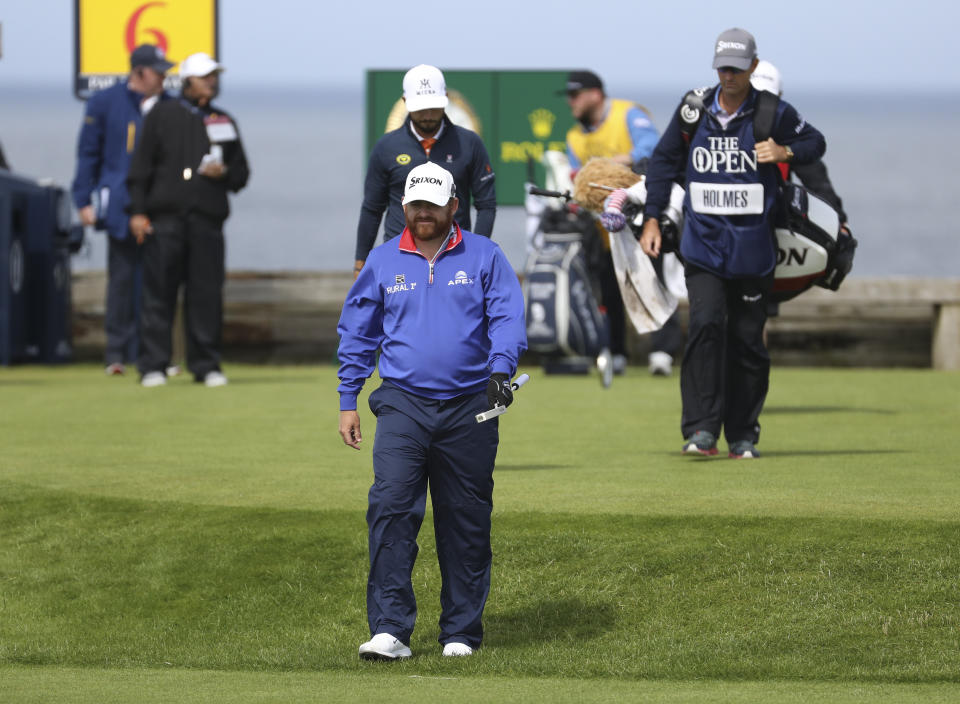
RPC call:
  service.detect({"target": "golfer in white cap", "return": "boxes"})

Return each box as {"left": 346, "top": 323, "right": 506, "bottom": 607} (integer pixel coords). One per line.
{"left": 338, "top": 162, "right": 526, "bottom": 660}
{"left": 353, "top": 65, "right": 497, "bottom": 280}
{"left": 127, "top": 51, "right": 249, "bottom": 389}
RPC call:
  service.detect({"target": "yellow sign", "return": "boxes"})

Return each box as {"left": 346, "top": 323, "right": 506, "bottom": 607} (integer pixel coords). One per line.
{"left": 500, "top": 107, "right": 566, "bottom": 163}
{"left": 75, "top": 0, "right": 218, "bottom": 97}
{"left": 528, "top": 108, "right": 556, "bottom": 139}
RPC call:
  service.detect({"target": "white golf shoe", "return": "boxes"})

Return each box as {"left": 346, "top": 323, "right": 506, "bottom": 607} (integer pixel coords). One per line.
{"left": 358, "top": 633, "right": 412, "bottom": 660}
{"left": 442, "top": 642, "right": 474, "bottom": 657}
{"left": 203, "top": 371, "right": 228, "bottom": 387}
{"left": 140, "top": 371, "right": 166, "bottom": 388}
{"left": 648, "top": 351, "right": 673, "bottom": 376}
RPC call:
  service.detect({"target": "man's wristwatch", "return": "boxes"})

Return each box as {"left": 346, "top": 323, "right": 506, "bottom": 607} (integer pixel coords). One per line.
{"left": 783, "top": 145, "right": 794, "bottom": 162}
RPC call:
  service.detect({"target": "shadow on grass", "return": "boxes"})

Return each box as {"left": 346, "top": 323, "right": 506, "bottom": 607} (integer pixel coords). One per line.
{"left": 647, "top": 448, "right": 907, "bottom": 460}
{"left": 762, "top": 449, "right": 907, "bottom": 457}
{"left": 485, "top": 598, "right": 616, "bottom": 647}
{"left": 495, "top": 464, "right": 576, "bottom": 472}
{"left": 763, "top": 405, "right": 897, "bottom": 415}
{"left": 225, "top": 375, "right": 322, "bottom": 385}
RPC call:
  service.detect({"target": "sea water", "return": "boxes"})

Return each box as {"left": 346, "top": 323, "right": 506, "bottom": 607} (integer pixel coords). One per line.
{"left": 2, "top": 84, "right": 957, "bottom": 276}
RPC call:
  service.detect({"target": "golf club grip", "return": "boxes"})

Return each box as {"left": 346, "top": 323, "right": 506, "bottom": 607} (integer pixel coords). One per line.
{"left": 511, "top": 373, "right": 530, "bottom": 390}
{"left": 528, "top": 187, "right": 567, "bottom": 199}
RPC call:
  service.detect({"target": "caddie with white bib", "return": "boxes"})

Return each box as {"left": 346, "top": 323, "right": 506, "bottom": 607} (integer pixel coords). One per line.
{"left": 641, "top": 28, "right": 825, "bottom": 459}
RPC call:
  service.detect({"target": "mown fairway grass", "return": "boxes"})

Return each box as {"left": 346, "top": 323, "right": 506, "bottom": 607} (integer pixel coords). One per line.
{"left": 1, "top": 364, "right": 958, "bottom": 702}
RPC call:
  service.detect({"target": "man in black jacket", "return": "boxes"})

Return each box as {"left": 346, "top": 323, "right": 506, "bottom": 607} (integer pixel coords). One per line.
{"left": 127, "top": 52, "right": 250, "bottom": 388}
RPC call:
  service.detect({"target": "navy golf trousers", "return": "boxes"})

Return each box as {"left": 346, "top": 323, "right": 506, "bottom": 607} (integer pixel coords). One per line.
{"left": 104, "top": 234, "right": 143, "bottom": 365}
{"left": 366, "top": 381, "right": 499, "bottom": 649}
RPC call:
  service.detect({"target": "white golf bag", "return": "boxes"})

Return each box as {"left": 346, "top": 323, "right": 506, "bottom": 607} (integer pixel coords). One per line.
{"left": 771, "top": 182, "right": 858, "bottom": 302}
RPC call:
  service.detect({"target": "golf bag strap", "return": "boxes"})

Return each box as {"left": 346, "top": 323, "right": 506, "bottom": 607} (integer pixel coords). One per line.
{"left": 752, "top": 89, "right": 780, "bottom": 144}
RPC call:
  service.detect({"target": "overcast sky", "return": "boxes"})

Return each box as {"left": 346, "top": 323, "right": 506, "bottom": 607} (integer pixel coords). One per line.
{"left": 1, "top": 0, "right": 957, "bottom": 94}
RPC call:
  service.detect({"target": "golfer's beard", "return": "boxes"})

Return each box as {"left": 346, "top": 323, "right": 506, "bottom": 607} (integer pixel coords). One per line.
{"left": 411, "top": 117, "right": 441, "bottom": 134}
{"left": 410, "top": 217, "right": 450, "bottom": 240}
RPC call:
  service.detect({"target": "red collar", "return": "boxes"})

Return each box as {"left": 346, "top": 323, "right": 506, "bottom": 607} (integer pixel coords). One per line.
{"left": 397, "top": 223, "right": 463, "bottom": 256}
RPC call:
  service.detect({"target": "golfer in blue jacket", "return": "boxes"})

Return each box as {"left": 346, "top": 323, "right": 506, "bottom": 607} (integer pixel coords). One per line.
{"left": 338, "top": 162, "right": 527, "bottom": 660}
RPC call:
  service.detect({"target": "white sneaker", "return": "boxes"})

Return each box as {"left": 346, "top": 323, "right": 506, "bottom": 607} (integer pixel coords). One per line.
{"left": 203, "top": 371, "right": 228, "bottom": 387}
{"left": 141, "top": 371, "right": 166, "bottom": 388}
{"left": 442, "top": 642, "right": 474, "bottom": 657}
{"left": 648, "top": 351, "right": 673, "bottom": 377}
{"left": 596, "top": 347, "right": 613, "bottom": 388}
{"left": 358, "top": 633, "right": 412, "bottom": 660}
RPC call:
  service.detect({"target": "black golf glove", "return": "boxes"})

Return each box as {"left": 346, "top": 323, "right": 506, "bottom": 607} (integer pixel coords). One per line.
{"left": 486, "top": 373, "right": 514, "bottom": 408}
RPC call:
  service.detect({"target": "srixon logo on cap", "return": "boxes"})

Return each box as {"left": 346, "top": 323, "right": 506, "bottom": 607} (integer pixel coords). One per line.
{"left": 717, "top": 41, "right": 748, "bottom": 52}
{"left": 410, "top": 176, "right": 444, "bottom": 186}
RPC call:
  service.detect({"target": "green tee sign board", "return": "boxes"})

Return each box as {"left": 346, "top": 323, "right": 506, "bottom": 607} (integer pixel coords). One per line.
{"left": 365, "top": 70, "right": 575, "bottom": 206}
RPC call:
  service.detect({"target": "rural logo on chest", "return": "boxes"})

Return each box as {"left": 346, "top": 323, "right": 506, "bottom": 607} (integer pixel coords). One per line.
{"left": 386, "top": 273, "right": 416, "bottom": 295}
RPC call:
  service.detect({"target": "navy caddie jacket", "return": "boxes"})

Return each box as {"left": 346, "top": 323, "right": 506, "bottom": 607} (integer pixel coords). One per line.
{"left": 644, "top": 86, "right": 825, "bottom": 278}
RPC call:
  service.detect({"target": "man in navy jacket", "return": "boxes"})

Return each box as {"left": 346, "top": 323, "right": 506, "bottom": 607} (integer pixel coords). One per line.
{"left": 71, "top": 44, "right": 173, "bottom": 375}
{"left": 354, "top": 65, "right": 496, "bottom": 278}
{"left": 641, "top": 28, "right": 825, "bottom": 459}
{"left": 338, "top": 162, "right": 525, "bottom": 660}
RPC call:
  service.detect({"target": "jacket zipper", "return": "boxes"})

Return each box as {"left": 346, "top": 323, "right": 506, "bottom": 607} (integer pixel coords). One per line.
{"left": 425, "top": 228, "right": 454, "bottom": 285}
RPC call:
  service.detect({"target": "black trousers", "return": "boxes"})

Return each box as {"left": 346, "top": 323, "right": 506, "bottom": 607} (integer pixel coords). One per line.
{"left": 138, "top": 213, "right": 225, "bottom": 380}
{"left": 680, "top": 264, "right": 773, "bottom": 444}
{"left": 651, "top": 312, "right": 683, "bottom": 357}
{"left": 104, "top": 234, "right": 143, "bottom": 364}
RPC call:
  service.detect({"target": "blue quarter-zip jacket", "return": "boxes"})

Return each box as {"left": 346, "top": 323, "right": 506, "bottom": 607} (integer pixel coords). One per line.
{"left": 337, "top": 224, "right": 526, "bottom": 411}
{"left": 71, "top": 82, "right": 169, "bottom": 240}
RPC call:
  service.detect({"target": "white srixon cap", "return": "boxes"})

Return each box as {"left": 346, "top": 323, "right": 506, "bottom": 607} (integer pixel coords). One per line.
{"left": 751, "top": 60, "right": 782, "bottom": 96}
{"left": 402, "top": 64, "right": 449, "bottom": 113}
{"left": 179, "top": 52, "right": 224, "bottom": 79}
{"left": 402, "top": 162, "right": 456, "bottom": 206}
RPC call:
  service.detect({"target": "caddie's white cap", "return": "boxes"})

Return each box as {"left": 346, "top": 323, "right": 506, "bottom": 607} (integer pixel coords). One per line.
{"left": 402, "top": 64, "right": 449, "bottom": 112}
{"left": 751, "top": 60, "right": 782, "bottom": 96}
{"left": 179, "top": 52, "right": 225, "bottom": 79}
{"left": 402, "top": 162, "right": 456, "bottom": 206}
